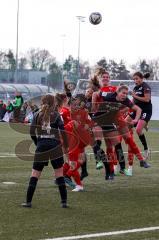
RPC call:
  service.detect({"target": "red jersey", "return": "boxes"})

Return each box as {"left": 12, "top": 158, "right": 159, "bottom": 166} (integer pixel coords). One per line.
{"left": 60, "top": 107, "right": 71, "bottom": 126}
{"left": 71, "top": 108, "right": 94, "bottom": 127}
{"left": 100, "top": 85, "right": 117, "bottom": 99}
{"left": 100, "top": 86, "right": 117, "bottom": 93}
{"left": 65, "top": 108, "right": 94, "bottom": 159}
{"left": 97, "top": 85, "right": 117, "bottom": 102}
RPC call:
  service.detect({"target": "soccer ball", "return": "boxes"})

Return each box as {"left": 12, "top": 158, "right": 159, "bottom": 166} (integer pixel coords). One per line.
{"left": 89, "top": 12, "right": 102, "bottom": 25}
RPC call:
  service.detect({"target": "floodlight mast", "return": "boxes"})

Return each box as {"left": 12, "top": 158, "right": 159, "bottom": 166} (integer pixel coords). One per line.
{"left": 76, "top": 16, "right": 86, "bottom": 79}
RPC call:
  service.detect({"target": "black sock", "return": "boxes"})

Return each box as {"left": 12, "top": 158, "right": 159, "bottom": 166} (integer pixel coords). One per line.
{"left": 103, "top": 161, "right": 110, "bottom": 176}
{"left": 81, "top": 160, "right": 87, "bottom": 174}
{"left": 26, "top": 177, "right": 38, "bottom": 203}
{"left": 56, "top": 177, "right": 67, "bottom": 204}
{"left": 139, "top": 134, "right": 148, "bottom": 150}
{"left": 93, "top": 140, "right": 102, "bottom": 163}
{"left": 115, "top": 143, "right": 125, "bottom": 170}
{"left": 81, "top": 154, "right": 87, "bottom": 173}
{"left": 99, "top": 149, "right": 110, "bottom": 175}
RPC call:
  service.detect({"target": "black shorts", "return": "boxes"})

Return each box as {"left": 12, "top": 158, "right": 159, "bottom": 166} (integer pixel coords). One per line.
{"left": 102, "top": 124, "right": 117, "bottom": 132}
{"left": 33, "top": 138, "right": 64, "bottom": 171}
{"left": 129, "top": 110, "right": 152, "bottom": 123}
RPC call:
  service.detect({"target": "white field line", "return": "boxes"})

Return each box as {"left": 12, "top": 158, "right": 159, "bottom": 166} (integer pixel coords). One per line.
{"left": 87, "top": 150, "right": 159, "bottom": 155}
{"left": 0, "top": 153, "right": 33, "bottom": 158}
{"left": 0, "top": 150, "right": 159, "bottom": 158}
{"left": 42, "top": 226, "right": 159, "bottom": 240}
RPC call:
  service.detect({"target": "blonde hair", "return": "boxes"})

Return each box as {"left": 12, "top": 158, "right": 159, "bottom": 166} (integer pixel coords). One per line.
{"left": 117, "top": 85, "right": 129, "bottom": 93}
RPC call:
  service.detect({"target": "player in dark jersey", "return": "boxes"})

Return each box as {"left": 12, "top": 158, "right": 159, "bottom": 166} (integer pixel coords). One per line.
{"left": 100, "top": 85, "right": 150, "bottom": 168}
{"left": 127, "top": 72, "right": 152, "bottom": 160}
{"left": 92, "top": 68, "right": 126, "bottom": 178}
{"left": 82, "top": 87, "right": 111, "bottom": 179}
{"left": 22, "top": 95, "right": 69, "bottom": 208}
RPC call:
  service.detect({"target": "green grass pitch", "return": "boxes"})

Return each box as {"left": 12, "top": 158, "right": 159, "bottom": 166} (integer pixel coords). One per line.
{"left": 0, "top": 121, "right": 159, "bottom": 240}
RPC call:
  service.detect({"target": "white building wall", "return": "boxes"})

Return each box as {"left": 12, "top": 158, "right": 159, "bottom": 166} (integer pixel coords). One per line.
{"left": 28, "top": 71, "right": 47, "bottom": 84}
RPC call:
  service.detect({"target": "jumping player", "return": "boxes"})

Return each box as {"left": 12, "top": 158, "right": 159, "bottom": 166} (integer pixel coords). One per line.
{"left": 92, "top": 68, "right": 126, "bottom": 178}
{"left": 128, "top": 72, "right": 152, "bottom": 160}
{"left": 101, "top": 85, "right": 150, "bottom": 168}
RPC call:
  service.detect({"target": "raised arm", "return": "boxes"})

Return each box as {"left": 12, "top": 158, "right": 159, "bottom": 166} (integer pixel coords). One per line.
{"left": 92, "top": 91, "right": 100, "bottom": 112}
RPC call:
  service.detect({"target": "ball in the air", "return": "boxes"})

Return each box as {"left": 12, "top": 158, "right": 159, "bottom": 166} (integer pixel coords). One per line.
{"left": 89, "top": 12, "right": 102, "bottom": 25}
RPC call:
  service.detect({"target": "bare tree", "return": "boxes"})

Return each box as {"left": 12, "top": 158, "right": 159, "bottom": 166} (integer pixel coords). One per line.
{"left": 148, "top": 59, "right": 159, "bottom": 80}
{"left": 4, "top": 50, "right": 16, "bottom": 70}
{"left": 18, "top": 57, "right": 27, "bottom": 70}
{"left": 27, "top": 48, "right": 55, "bottom": 71}
{"left": 0, "top": 51, "right": 5, "bottom": 69}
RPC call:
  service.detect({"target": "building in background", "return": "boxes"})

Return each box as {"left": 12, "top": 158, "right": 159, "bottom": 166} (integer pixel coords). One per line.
{"left": 0, "top": 69, "right": 48, "bottom": 85}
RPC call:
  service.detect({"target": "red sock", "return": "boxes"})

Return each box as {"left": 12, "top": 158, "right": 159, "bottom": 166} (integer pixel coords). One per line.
{"left": 67, "top": 168, "right": 82, "bottom": 186}
{"left": 66, "top": 159, "right": 82, "bottom": 186}
{"left": 63, "top": 162, "right": 70, "bottom": 176}
{"left": 125, "top": 136, "right": 144, "bottom": 161}
{"left": 72, "top": 170, "right": 82, "bottom": 186}
{"left": 128, "top": 145, "right": 134, "bottom": 166}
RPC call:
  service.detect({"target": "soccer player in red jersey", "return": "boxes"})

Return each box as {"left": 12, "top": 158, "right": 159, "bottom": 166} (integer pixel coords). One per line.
{"left": 55, "top": 93, "right": 71, "bottom": 126}
{"left": 56, "top": 93, "right": 94, "bottom": 191}
{"left": 55, "top": 93, "right": 78, "bottom": 189}
{"left": 66, "top": 95, "right": 95, "bottom": 191}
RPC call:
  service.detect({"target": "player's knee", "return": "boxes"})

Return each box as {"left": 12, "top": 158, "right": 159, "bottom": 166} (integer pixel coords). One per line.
{"left": 136, "top": 127, "right": 142, "bottom": 136}
{"left": 55, "top": 167, "right": 63, "bottom": 178}
{"left": 31, "top": 169, "right": 41, "bottom": 178}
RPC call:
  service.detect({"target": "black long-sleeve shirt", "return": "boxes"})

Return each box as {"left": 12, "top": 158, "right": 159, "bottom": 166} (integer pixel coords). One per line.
{"left": 30, "top": 110, "right": 68, "bottom": 149}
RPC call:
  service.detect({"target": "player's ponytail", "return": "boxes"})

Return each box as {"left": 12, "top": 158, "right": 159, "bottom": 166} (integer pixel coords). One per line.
{"left": 41, "top": 104, "right": 50, "bottom": 124}
{"left": 133, "top": 71, "right": 150, "bottom": 80}
{"left": 143, "top": 72, "right": 150, "bottom": 79}
{"left": 96, "top": 67, "right": 108, "bottom": 76}
{"left": 89, "top": 67, "right": 106, "bottom": 91}
{"left": 90, "top": 75, "right": 100, "bottom": 90}
{"left": 41, "top": 95, "right": 55, "bottom": 125}
{"left": 64, "top": 80, "right": 69, "bottom": 93}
